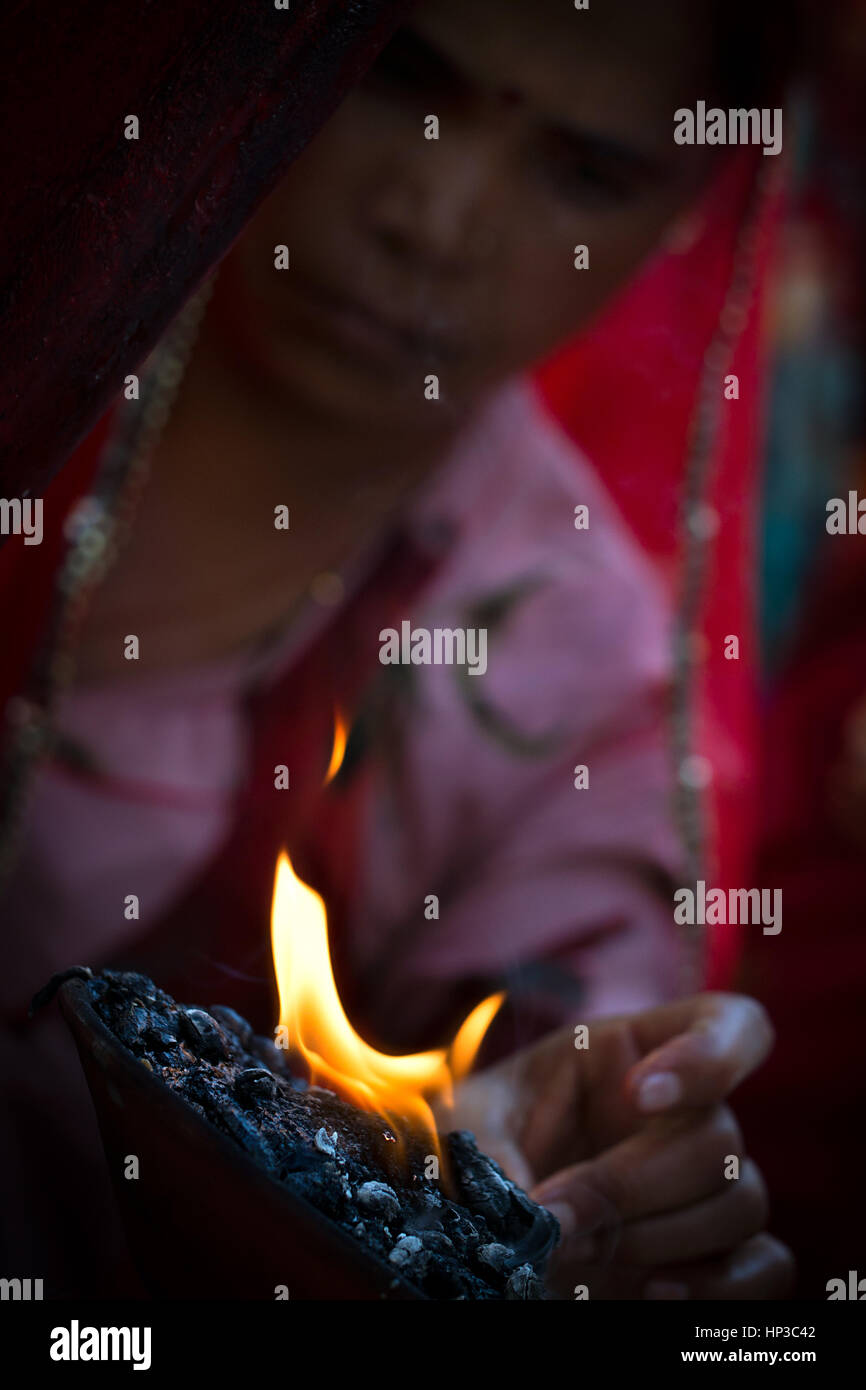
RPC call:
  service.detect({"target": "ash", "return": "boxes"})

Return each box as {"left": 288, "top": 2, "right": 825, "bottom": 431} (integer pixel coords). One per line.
{"left": 81, "top": 970, "right": 559, "bottom": 1300}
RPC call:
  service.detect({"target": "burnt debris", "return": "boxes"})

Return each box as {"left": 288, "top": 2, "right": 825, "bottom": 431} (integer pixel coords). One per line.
{"left": 74, "top": 969, "right": 559, "bottom": 1300}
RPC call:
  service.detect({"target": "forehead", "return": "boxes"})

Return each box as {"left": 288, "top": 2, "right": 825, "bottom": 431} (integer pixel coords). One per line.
{"left": 412, "top": 0, "right": 715, "bottom": 140}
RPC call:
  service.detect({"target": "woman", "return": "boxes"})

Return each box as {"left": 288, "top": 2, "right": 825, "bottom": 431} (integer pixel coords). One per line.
{"left": 0, "top": 0, "right": 794, "bottom": 1297}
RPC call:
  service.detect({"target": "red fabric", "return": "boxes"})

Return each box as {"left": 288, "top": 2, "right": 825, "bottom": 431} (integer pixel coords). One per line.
{"left": 0, "top": 413, "right": 110, "bottom": 708}
{"left": 537, "top": 150, "right": 785, "bottom": 988}
{"left": 733, "top": 537, "right": 866, "bottom": 1296}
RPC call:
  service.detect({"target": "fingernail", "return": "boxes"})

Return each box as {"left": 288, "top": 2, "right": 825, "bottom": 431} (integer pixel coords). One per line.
{"left": 637, "top": 1071, "right": 682, "bottom": 1113}
{"left": 645, "top": 1280, "right": 689, "bottom": 1300}
{"left": 542, "top": 1201, "right": 576, "bottom": 1241}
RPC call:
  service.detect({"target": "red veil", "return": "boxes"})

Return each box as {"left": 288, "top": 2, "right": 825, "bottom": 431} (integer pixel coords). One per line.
{"left": 537, "top": 148, "right": 786, "bottom": 988}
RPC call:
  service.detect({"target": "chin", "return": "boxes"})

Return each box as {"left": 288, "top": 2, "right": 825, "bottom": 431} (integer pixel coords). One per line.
{"left": 269, "top": 336, "right": 420, "bottom": 429}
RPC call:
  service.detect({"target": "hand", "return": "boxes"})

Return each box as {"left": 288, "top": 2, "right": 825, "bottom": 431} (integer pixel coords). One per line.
{"left": 438, "top": 992, "right": 794, "bottom": 1299}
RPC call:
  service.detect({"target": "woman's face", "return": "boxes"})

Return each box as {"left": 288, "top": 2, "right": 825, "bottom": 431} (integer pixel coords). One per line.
{"left": 219, "top": 0, "right": 721, "bottom": 429}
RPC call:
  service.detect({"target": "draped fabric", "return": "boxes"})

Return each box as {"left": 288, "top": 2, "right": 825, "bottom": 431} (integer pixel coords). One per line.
{"left": 734, "top": 536, "right": 866, "bottom": 1297}
{"left": 0, "top": 0, "right": 410, "bottom": 499}
{"left": 727, "top": 1, "right": 866, "bottom": 1296}
{"left": 537, "top": 149, "right": 785, "bottom": 988}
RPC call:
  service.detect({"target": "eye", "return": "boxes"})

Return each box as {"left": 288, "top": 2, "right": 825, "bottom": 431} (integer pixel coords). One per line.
{"left": 363, "top": 26, "right": 463, "bottom": 103}
{"left": 533, "top": 130, "right": 646, "bottom": 208}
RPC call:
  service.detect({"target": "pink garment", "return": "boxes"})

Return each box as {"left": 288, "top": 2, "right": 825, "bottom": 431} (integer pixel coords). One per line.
{"left": 4, "top": 379, "right": 686, "bottom": 1025}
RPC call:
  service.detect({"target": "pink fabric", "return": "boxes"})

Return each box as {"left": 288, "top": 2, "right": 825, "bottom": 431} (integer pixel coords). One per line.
{"left": 4, "top": 379, "right": 686, "bottom": 1025}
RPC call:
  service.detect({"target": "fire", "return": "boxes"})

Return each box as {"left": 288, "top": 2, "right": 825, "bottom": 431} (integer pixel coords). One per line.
{"left": 270, "top": 852, "right": 503, "bottom": 1153}
{"left": 324, "top": 709, "right": 347, "bottom": 785}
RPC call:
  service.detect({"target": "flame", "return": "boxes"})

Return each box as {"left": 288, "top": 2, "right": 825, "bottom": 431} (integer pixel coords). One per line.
{"left": 448, "top": 992, "right": 506, "bottom": 1082}
{"left": 270, "top": 851, "right": 503, "bottom": 1154}
{"left": 324, "top": 709, "right": 347, "bottom": 785}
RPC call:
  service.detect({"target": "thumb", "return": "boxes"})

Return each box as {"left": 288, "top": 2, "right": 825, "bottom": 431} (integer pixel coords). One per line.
{"left": 531, "top": 1159, "right": 622, "bottom": 1248}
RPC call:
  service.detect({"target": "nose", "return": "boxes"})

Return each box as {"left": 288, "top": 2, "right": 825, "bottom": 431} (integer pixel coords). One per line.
{"left": 364, "top": 133, "right": 501, "bottom": 275}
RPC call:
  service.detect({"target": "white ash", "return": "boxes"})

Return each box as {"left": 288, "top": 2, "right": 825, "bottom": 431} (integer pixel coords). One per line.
{"left": 357, "top": 1181, "right": 401, "bottom": 1222}
{"left": 314, "top": 1127, "right": 338, "bottom": 1156}
{"left": 505, "top": 1264, "right": 544, "bottom": 1300}
{"left": 478, "top": 1242, "right": 512, "bottom": 1274}
{"left": 389, "top": 1234, "right": 430, "bottom": 1278}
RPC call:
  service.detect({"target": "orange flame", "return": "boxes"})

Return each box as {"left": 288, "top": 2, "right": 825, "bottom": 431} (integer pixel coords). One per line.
{"left": 324, "top": 709, "right": 347, "bottom": 785}
{"left": 270, "top": 852, "right": 503, "bottom": 1154}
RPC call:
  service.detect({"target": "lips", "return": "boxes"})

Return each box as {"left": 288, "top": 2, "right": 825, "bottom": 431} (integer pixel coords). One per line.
{"left": 294, "top": 275, "right": 460, "bottom": 366}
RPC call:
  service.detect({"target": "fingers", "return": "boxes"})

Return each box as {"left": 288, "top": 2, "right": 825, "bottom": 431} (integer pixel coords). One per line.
{"left": 535, "top": 1107, "right": 786, "bottom": 1303}
{"left": 613, "top": 1159, "right": 768, "bottom": 1265}
{"left": 523, "top": 993, "right": 782, "bottom": 1302}
{"left": 626, "top": 993, "right": 775, "bottom": 1113}
{"left": 549, "top": 1233, "right": 795, "bottom": 1302}
{"left": 533, "top": 1103, "right": 744, "bottom": 1234}
{"left": 644, "top": 1234, "right": 797, "bottom": 1301}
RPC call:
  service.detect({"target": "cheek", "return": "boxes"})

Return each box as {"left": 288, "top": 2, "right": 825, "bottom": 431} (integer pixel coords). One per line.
{"left": 239, "top": 173, "right": 341, "bottom": 270}
{"left": 482, "top": 249, "right": 611, "bottom": 374}
{"left": 489, "top": 195, "right": 688, "bottom": 369}
{"left": 235, "top": 100, "right": 383, "bottom": 268}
